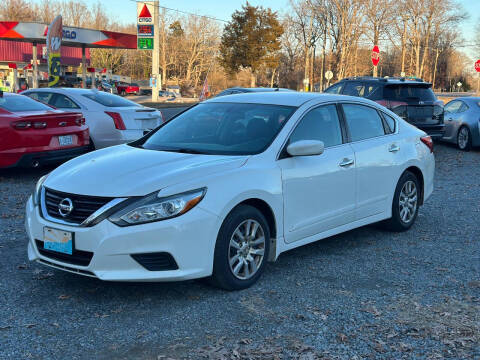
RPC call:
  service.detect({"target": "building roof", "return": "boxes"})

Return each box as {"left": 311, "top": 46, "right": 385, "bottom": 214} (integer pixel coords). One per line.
{"left": 0, "top": 21, "right": 136, "bottom": 49}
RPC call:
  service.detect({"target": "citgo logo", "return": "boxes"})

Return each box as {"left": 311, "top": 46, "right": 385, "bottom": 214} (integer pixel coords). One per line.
{"left": 138, "top": 4, "right": 152, "bottom": 23}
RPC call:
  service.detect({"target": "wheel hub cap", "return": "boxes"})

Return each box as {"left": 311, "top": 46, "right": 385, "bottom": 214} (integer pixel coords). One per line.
{"left": 228, "top": 219, "right": 265, "bottom": 280}
{"left": 399, "top": 180, "right": 418, "bottom": 224}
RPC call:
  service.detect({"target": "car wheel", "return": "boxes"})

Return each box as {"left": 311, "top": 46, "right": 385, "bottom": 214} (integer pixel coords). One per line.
{"left": 382, "top": 171, "right": 420, "bottom": 232}
{"left": 457, "top": 126, "right": 471, "bottom": 151}
{"left": 210, "top": 205, "right": 270, "bottom": 290}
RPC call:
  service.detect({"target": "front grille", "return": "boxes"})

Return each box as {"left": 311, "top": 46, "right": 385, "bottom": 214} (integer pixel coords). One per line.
{"left": 44, "top": 188, "right": 113, "bottom": 224}
{"left": 36, "top": 239, "right": 93, "bottom": 266}
{"left": 131, "top": 252, "right": 179, "bottom": 271}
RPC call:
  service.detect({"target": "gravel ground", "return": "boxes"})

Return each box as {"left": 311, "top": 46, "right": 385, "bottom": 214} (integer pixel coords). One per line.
{"left": 0, "top": 143, "right": 479, "bottom": 360}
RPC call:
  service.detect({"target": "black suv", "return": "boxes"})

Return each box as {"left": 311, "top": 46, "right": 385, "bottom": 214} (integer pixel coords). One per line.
{"left": 324, "top": 77, "right": 445, "bottom": 138}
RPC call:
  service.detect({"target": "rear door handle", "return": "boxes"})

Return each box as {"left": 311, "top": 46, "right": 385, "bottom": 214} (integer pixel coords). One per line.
{"left": 389, "top": 144, "right": 400, "bottom": 153}
{"left": 339, "top": 158, "right": 354, "bottom": 167}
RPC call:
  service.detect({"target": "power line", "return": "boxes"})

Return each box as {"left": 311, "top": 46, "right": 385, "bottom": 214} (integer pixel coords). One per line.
{"left": 130, "top": 0, "right": 229, "bottom": 23}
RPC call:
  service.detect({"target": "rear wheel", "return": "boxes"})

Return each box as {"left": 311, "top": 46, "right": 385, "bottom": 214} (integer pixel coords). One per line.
{"left": 382, "top": 171, "right": 420, "bottom": 232}
{"left": 457, "top": 126, "right": 471, "bottom": 151}
{"left": 210, "top": 205, "right": 270, "bottom": 290}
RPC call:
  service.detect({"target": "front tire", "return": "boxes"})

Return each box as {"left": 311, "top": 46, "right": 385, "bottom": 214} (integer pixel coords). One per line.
{"left": 382, "top": 171, "right": 420, "bottom": 232}
{"left": 210, "top": 205, "right": 270, "bottom": 290}
{"left": 457, "top": 126, "right": 471, "bottom": 151}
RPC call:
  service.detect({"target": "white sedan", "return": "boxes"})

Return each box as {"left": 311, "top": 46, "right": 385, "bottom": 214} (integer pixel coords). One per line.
{"left": 25, "top": 92, "right": 435, "bottom": 290}
{"left": 23, "top": 88, "right": 164, "bottom": 149}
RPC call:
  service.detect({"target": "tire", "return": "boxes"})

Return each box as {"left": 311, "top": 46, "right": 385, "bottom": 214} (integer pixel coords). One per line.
{"left": 457, "top": 126, "right": 472, "bottom": 151}
{"left": 210, "top": 205, "right": 270, "bottom": 290}
{"left": 382, "top": 171, "right": 420, "bottom": 232}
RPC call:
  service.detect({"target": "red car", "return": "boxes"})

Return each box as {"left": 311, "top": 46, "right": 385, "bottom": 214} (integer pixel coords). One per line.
{"left": 116, "top": 82, "right": 140, "bottom": 96}
{"left": 0, "top": 91, "right": 90, "bottom": 168}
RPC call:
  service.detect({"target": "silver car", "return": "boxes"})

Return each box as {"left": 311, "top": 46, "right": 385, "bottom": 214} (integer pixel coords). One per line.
{"left": 442, "top": 97, "right": 480, "bottom": 150}
{"left": 23, "top": 88, "right": 164, "bottom": 149}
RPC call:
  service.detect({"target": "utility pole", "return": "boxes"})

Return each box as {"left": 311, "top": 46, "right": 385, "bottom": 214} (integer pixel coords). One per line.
{"left": 32, "top": 42, "right": 38, "bottom": 88}
{"left": 151, "top": 0, "right": 160, "bottom": 102}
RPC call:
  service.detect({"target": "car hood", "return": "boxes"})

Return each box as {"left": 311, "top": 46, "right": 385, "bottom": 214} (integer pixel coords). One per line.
{"left": 44, "top": 145, "right": 248, "bottom": 197}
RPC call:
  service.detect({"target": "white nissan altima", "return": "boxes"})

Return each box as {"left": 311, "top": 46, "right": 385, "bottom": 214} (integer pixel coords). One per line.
{"left": 25, "top": 92, "right": 435, "bottom": 290}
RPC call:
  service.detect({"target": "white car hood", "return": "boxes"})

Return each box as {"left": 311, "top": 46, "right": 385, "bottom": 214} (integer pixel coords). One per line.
{"left": 44, "top": 145, "right": 248, "bottom": 197}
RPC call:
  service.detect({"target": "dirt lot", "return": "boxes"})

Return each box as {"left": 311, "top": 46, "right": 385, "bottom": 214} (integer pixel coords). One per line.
{"left": 0, "top": 143, "right": 479, "bottom": 359}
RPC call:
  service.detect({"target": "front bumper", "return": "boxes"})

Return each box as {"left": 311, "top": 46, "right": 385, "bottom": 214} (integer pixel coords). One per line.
{"left": 25, "top": 196, "right": 220, "bottom": 281}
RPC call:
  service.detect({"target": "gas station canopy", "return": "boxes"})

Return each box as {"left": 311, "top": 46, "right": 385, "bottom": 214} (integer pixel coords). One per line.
{"left": 0, "top": 21, "right": 137, "bottom": 49}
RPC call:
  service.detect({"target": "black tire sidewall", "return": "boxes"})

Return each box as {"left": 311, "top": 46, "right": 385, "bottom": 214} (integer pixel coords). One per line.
{"left": 391, "top": 172, "right": 420, "bottom": 231}
{"left": 212, "top": 205, "right": 270, "bottom": 290}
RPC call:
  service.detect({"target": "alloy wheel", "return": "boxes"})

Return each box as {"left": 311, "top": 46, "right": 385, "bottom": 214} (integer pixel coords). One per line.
{"left": 458, "top": 127, "right": 469, "bottom": 150}
{"left": 399, "top": 180, "right": 417, "bottom": 224}
{"left": 228, "top": 219, "right": 265, "bottom": 280}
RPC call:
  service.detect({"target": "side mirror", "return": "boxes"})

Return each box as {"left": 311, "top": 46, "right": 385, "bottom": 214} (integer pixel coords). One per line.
{"left": 287, "top": 140, "right": 324, "bottom": 157}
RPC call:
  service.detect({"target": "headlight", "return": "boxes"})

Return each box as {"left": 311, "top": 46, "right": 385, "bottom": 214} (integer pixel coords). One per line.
{"left": 32, "top": 174, "right": 48, "bottom": 207}
{"left": 108, "top": 188, "right": 206, "bottom": 226}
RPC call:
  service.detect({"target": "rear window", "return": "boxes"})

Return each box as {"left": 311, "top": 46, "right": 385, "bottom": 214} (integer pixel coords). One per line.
{"left": 0, "top": 94, "right": 52, "bottom": 112}
{"left": 82, "top": 92, "right": 140, "bottom": 107}
{"left": 384, "top": 85, "right": 436, "bottom": 102}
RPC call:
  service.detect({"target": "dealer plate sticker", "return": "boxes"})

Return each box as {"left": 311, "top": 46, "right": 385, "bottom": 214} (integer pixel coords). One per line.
{"left": 59, "top": 135, "right": 73, "bottom": 146}
{"left": 43, "top": 227, "right": 73, "bottom": 255}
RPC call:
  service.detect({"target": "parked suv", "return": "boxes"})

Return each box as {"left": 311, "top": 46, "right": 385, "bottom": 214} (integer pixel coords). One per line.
{"left": 324, "top": 77, "right": 445, "bottom": 138}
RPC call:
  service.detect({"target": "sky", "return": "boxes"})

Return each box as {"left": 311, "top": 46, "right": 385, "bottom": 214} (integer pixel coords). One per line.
{"left": 31, "top": 0, "right": 479, "bottom": 60}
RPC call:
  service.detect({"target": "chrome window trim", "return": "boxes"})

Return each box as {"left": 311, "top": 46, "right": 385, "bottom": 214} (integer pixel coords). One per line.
{"left": 40, "top": 186, "right": 127, "bottom": 227}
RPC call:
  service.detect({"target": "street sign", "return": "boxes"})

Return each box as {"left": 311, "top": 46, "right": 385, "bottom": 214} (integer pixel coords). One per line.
{"left": 371, "top": 45, "right": 380, "bottom": 67}
{"left": 138, "top": 37, "right": 153, "bottom": 50}
{"left": 475, "top": 59, "right": 480, "bottom": 72}
{"left": 325, "top": 71, "right": 333, "bottom": 80}
{"left": 137, "top": 24, "right": 154, "bottom": 37}
{"left": 137, "top": 2, "right": 154, "bottom": 50}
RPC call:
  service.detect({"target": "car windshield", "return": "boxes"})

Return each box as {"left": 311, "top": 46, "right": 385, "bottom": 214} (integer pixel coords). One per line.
{"left": 82, "top": 91, "right": 139, "bottom": 107}
{"left": 0, "top": 94, "right": 52, "bottom": 112}
{"left": 384, "top": 85, "right": 436, "bottom": 101}
{"left": 138, "top": 102, "right": 297, "bottom": 155}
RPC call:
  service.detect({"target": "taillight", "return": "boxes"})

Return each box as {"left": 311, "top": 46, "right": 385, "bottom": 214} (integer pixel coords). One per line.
{"left": 32, "top": 121, "right": 47, "bottom": 129}
{"left": 105, "top": 111, "right": 126, "bottom": 130}
{"left": 12, "top": 121, "right": 48, "bottom": 129}
{"left": 12, "top": 121, "right": 31, "bottom": 129}
{"left": 420, "top": 136, "right": 433, "bottom": 153}
{"left": 375, "top": 100, "right": 389, "bottom": 107}
{"left": 75, "top": 117, "right": 86, "bottom": 126}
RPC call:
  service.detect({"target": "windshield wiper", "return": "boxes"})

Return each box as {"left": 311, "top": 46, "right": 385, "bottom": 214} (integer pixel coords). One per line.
{"left": 160, "top": 147, "right": 205, "bottom": 154}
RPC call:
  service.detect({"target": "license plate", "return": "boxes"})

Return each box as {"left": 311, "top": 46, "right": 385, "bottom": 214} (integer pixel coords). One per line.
{"left": 59, "top": 135, "right": 73, "bottom": 146}
{"left": 43, "top": 227, "right": 73, "bottom": 255}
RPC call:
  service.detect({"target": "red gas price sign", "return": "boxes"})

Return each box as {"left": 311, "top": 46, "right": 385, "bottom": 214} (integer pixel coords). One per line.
{"left": 475, "top": 59, "right": 480, "bottom": 73}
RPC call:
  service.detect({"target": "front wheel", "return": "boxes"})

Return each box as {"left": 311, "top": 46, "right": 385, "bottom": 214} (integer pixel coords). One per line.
{"left": 457, "top": 126, "right": 472, "bottom": 151}
{"left": 382, "top": 171, "right": 420, "bottom": 232}
{"left": 210, "top": 205, "right": 270, "bottom": 290}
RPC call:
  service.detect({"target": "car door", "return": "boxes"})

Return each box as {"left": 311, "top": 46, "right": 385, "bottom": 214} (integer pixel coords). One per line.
{"left": 341, "top": 103, "right": 400, "bottom": 220}
{"left": 443, "top": 100, "right": 462, "bottom": 141}
{"left": 278, "top": 104, "right": 356, "bottom": 243}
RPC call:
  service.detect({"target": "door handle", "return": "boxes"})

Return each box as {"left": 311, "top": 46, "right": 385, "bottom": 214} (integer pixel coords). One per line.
{"left": 339, "top": 158, "right": 354, "bottom": 167}
{"left": 389, "top": 144, "right": 400, "bottom": 153}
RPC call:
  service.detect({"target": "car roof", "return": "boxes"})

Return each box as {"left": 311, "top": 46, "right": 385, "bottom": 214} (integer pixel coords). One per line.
{"left": 206, "top": 92, "right": 375, "bottom": 107}
{"left": 24, "top": 88, "right": 97, "bottom": 94}
{"left": 224, "top": 87, "right": 292, "bottom": 92}
{"left": 337, "top": 76, "right": 431, "bottom": 85}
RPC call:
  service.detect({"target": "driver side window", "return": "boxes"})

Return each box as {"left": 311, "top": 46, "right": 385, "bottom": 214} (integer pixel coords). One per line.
{"left": 444, "top": 101, "right": 461, "bottom": 114}
{"left": 289, "top": 105, "right": 343, "bottom": 148}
